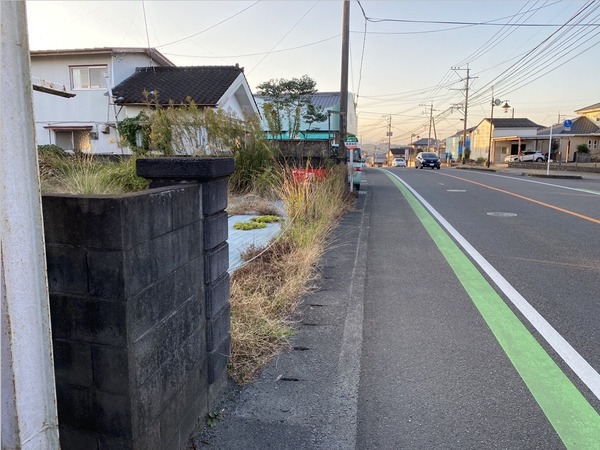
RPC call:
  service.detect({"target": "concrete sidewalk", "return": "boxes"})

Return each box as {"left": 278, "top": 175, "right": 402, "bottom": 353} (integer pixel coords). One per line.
{"left": 227, "top": 215, "right": 283, "bottom": 273}
{"left": 193, "top": 188, "right": 369, "bottom": 449}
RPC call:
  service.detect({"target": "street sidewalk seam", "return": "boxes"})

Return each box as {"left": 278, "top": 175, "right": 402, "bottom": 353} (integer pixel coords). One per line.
{"left": 321, "top": 187, "right": 371, "bottom": 449}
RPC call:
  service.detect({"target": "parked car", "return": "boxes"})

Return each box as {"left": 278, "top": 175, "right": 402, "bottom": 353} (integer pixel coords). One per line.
{"left": 415, "top": 152, "right": 441, "bottom": 169}
{"left": 519, "top": 150, "right": 545, "bottom": 162}
{"left": 392, "top": 157, "right": 406, "bottom": 167}
{"left": 504, "top": 155, "right": 519, "bottom": 163}
{"left": 350, "top": 147, "right": 363, "bottom": 191}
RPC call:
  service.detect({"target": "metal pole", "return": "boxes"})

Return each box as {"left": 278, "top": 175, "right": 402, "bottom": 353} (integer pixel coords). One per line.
{"left": 461, "top": 65, "right": 470, "bottom": 163}
{"left": 546, "top": 124, "right": 553, "bottom": 175}
{"left": 427, "top": 103, "right": 433, "bottom": 151}
{"left": 1, "top": 2, "right": 60, "bottom": 448}
{"left": 487, "top": 88, "right": 495, "bottom": 168}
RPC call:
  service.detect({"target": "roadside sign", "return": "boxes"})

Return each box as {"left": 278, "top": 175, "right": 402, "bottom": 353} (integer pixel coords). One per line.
{"left": 563, "top": 119, "right": 572, "bottom": 131}
{"left": 345, "top": 134, "right": 359, "bottom": 149}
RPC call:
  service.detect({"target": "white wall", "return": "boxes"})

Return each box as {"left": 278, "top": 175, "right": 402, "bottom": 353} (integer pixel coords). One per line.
{"left": 30, "top": 52, "right": 160, "bottom": 154}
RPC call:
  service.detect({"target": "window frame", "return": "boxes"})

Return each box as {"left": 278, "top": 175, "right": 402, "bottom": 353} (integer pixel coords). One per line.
{"left": 69, "top": 65, "right": 108, "bottom": 90}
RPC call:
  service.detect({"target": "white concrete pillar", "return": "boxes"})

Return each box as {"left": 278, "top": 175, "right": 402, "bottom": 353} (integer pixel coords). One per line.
{"left": 1, "top": 2, "right": 60, "bottom": 448}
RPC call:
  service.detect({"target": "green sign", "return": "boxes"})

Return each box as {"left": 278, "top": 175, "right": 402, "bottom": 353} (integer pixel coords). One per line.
{"left": 345, "top": 134, "right": 358, "bottom": 143}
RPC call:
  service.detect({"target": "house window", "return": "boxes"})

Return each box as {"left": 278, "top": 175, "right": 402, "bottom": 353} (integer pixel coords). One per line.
{"left": 588, "top": 140, "right": 592, "bottom": 149}
{"left": 55, "top": 130, "right": 92, "bottom": 152}
{"left": 70, "top": 65, "right": 107, "bottom": 90}
{"left": 594, "top": 140, "right": 598, "bottom": 149}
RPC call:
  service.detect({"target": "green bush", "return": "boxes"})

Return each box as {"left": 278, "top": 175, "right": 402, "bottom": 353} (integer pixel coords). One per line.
{"left": 576, "top": 144, "right": 590, "bottom": 154}
{"left": 37, "top": 144, "right": 66, "bottom": 156}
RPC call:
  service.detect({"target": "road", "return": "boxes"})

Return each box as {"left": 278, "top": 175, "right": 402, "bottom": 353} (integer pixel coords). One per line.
{"left": 357, "top": 167, "right": 600, "bottom": 449}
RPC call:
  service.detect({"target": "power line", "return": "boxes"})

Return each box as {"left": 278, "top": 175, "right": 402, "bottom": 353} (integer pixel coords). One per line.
{"left": 155, "top": 1, "right": 261, "bottom": 49}
{"left": 248, "top": 1, "right": 320, "bottom": 74}
{"left": 467, "top": 1, "right": 600, "bottom": 108}
{"left": 354, "top": 0, "right": 368, "bottom": 106}
{"left": 454, "top": 0, "right": 545, "bottom": 67}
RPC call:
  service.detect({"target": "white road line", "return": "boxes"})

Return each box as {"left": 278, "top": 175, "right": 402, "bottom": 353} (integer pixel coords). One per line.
{"left": 486, "top": 172, "right": 600, "bottom": 196}
{"left": 388, "top": 170, "right": 600, "bottom": 401}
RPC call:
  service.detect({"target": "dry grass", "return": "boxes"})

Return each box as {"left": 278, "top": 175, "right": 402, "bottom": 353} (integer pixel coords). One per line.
{"left": 229, "top": 242, "right": 322, "bottom": 383}
{"left": 39, "top": 154, "right": 148, "bottom": 195}
{"left": 228, "top": 164, "right": 352, "bottom": 384}
{"left": 227, "top": 193, "right": 284, "bottom": 216}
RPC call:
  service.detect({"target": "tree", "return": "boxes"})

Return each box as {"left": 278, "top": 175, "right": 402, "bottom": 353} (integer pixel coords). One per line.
{"left": 256, "top": 75, "right": 318, "bottom": 141}
{"left": 303, "top": 103, "right": 328, "bottom": 135}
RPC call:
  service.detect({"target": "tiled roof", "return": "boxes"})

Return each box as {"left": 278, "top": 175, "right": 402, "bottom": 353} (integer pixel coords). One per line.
{"left": 575, "top": 102, "right": 600, "bottom": 113}
{"left": 538, "top": 116, "right": 600, "bottom": 136}
{"left": 308, "top": 92, "right": 341, "bottom": 109}
{"left": 255, "top": 92, "right": 341, "bottom": 109}
{"left": 413, "top": 138, "right": 440, "bottom": 146}
{"left": 113, "top": 66, "right": 244, "bottom": 106}
{"left": 487, "top": 118, "right": 540, "bottom": 128}
{"left": 448, "top": 126, "right": 476, "bottom": 138}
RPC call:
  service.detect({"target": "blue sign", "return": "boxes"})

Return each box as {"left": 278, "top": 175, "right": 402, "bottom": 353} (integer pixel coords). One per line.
{"left": 564, "top": 119, "right": 572, "bottom": 129}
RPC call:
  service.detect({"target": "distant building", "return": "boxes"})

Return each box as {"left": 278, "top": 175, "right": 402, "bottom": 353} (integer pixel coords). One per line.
{"left": 469, "top": 118, "right": 540, "bottom": 164}
{"left": 535, "top": 103, "right": 600, "bottom": 161}
{"left": 255, "top": 91, "right": 357, "bottom": 143}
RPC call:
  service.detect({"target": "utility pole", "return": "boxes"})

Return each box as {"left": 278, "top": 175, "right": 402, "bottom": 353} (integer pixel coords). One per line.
{"left": 432, "top": 114, "right": 440, "bottom": 157}
{"left": 339, "top": 0, "right": 349, "bottom": 162}
{"left": 452, "top": 64, "right": 474, "bottom": 162}
{"left": 387, "top": 115, "right": 392, "bottom": 154}
{"left": 1, "top": 2, "right": 60, "bottom": 447}
{"left": 427, "top": 103, "right": 433, "bottom": 151}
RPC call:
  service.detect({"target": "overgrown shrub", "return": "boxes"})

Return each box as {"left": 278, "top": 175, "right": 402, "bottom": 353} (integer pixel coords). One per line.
{"left": 117, "top": 111, "right": 151, "bottom": 154}
{"left": 228, "top": 163, "right": 352, "bottom": 384}
{"left": 37, "top": 144, "right": 66, "bottom": 156}
{"left": 40, "top": 155, "right": 148, "bottom": 194}
{"left": 576, "top": 143, "right": 590, "bottom": 154}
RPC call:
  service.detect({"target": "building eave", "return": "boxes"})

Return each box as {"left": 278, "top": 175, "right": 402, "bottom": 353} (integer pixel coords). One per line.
{"left": 30, "top": 47, "right": 175, "bottom": 67}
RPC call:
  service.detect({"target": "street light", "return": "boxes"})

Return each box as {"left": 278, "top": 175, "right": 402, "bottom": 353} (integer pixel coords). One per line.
{"left": 487, "top": 89, "right": 510, "bottom": 168}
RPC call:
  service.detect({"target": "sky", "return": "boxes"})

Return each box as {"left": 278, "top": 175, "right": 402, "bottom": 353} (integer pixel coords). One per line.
{"left": 25, "top": 0, "right": 600, "bottom": 146}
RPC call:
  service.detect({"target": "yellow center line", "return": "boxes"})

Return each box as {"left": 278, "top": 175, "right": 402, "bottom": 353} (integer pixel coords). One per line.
{"left": 441, "top": 173, "right": 600, "bottom": 225}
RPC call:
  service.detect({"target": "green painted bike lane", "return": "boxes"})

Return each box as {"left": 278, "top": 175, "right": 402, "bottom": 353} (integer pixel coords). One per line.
{"left": 385, "top": 171, "right": 600, "bottom": 449}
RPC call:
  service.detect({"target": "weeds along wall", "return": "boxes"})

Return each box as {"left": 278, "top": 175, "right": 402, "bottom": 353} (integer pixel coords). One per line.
{"left": 42, "top": 158, "right": 234, "bottom": 449}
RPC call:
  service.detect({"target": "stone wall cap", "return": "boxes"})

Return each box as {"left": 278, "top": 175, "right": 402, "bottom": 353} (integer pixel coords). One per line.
{"left": 136, "top": 157, "right": 235, "bottom": 181}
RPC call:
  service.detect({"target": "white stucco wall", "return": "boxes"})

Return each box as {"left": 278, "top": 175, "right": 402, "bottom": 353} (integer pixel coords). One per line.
{"left": 30, "top": 51, "right": 164, "bottom": 154}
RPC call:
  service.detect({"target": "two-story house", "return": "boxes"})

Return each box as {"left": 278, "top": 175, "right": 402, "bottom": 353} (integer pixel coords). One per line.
{"left": 30, "top": 48, "right": 260, "bottom": 155}
{"left": 30, "top": 48, "right": 175, "bottom": 154}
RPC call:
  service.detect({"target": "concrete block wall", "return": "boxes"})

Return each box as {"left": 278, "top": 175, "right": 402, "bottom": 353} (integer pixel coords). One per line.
{"left": 43, "top": 157, "right": 234, "bottom": 449}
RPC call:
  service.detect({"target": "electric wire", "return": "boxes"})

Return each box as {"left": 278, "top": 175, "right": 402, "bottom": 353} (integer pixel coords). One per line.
{"left": 354, "top": 0, "right": 369, "bottom": 106}
{"left": 247, "top": 1, "right": 319, "bottom": 74}
{"left": 163, "top": 34, "right": 340, "bottom": 60}
{"left": 155, "top": 1, "right": 261, "bottom": 49}
{"left": 466, "top": 1, "right": 600, "bottom": 109}
{"left": 454, "top": 0, "right": 546, "bottom": 67}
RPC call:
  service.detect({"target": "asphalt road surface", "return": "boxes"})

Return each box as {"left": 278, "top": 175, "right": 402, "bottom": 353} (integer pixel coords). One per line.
{"left": 357, "top": 167, "right": 600, "bottom": 449}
